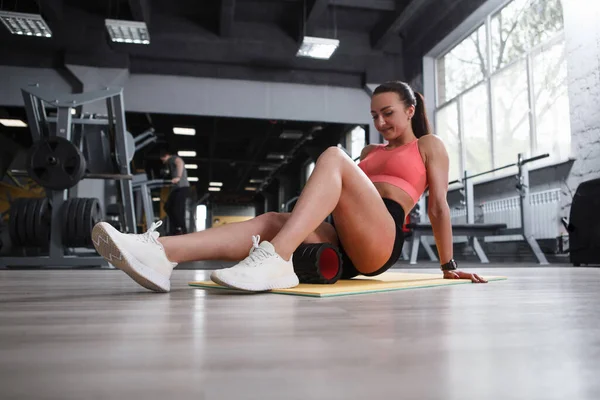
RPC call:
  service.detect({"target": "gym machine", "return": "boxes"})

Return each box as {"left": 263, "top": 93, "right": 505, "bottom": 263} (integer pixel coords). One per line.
{"left": 0, "top": 85, "right": 141, "bottom": 268}
{"left": 407, "top": 152, "right": 551, "bottom": 265}
{"left": 132, "top": 174, "right": 172, "bottom": 229}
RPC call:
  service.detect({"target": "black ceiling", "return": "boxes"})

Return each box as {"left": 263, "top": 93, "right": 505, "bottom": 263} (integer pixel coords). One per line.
{"left": 126, "top": 111, "right": 355, "bottom": 202}
{"left": 0, "top": 0, "right": 487, "bottom": 87}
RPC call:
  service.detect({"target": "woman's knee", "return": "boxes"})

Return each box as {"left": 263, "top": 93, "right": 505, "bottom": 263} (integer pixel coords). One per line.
{"left": 303, "top": 222, "right": 339, "bottom": 246}
{"left": 318, "top": 146, "right": 349, "bottom": 164}
{"left": 259, "top": 212, "right": 288, "bottom": 234}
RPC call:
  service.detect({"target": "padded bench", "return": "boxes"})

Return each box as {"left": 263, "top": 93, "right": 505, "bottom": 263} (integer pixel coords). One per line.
{"left": 406, "top": 223, "right": 507, "bottom": 235}
{"left": 404, "top": 222, "right": 508, "bottom": 264}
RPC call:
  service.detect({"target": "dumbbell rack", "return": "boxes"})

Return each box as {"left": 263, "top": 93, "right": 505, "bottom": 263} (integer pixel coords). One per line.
{"left": 0, "top": 86, "right": 135, "bottom": 268}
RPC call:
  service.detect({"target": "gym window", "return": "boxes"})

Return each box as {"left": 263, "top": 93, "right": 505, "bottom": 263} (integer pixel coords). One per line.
{"left": 345, "top": 125, "right": 366, "bottom": 164}
{"left": 304, "top": 161, "right": 315, "bottom": 184}
{"left": 431, "top": 0, "right": 569, "bottom": 182}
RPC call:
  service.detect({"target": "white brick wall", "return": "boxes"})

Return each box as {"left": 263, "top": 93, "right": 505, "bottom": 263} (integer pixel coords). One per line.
{"left": 563, "top": 0, "right": 600, "bottom": 213}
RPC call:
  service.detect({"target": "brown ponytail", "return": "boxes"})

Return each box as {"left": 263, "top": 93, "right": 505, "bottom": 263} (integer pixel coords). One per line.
{"left": 373, "top": 81, "right": 432, "bottom": 138}
{"left": 412, "top": 91, "right": 432, "bottom": 138}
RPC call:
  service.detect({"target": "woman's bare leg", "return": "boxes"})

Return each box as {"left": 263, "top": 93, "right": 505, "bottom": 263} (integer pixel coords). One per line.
{"left": 270, "top": 147, "right": 396, "bottom": 270}
{"left": 158, "top": 212, "right": 338, "bottom": 264}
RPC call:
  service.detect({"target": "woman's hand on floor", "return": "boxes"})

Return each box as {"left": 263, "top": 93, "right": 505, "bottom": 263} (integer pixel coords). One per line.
{"left": 443, "top": 270, "right": 487, "bottom": 283}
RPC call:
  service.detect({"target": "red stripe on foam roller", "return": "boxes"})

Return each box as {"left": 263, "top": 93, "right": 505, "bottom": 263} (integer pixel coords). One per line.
{"left": 319, "top": 248, "right": 339, "bottom": 280}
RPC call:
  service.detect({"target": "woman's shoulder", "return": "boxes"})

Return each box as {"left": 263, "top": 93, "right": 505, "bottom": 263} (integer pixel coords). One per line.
{"left": 359, "top": 144, "right": 382, "bottom": 160}
{"left": 417, "top": 134, "right": 447, "bottom": 155}
{"left": 416, "top": 134, "right": 446, "bottom": 165}
{"left": 417, "top": 134, "right": 444, "bottom": 148}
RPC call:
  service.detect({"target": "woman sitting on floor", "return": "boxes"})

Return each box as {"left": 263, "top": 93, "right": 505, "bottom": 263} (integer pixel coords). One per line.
{"left": 92, "top": 81, "right": 486, "bottom": 293}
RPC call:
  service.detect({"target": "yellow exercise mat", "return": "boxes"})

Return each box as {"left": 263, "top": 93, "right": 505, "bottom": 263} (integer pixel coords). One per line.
{"left": 188, "top": 272, "right": 507, "bottom": 298}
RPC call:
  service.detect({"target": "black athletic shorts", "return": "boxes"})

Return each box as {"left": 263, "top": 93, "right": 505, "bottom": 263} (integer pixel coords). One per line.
{"left": 332, "top": 198, "right": 406, "bottom": 279}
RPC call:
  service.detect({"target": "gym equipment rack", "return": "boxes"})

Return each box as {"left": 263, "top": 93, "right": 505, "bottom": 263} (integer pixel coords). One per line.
{"left": 0, "top": 85, "right": 136, "bottom": 268}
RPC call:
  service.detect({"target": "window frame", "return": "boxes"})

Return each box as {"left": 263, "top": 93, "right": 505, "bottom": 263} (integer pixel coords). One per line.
{"left": 423, "top": 0, "right": 570, "bottom": 183}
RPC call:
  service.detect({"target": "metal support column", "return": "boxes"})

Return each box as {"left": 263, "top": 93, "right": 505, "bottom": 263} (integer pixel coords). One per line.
{"left": 22, "top": 91, "right": 43, "bottom": 142}
{"left": 140, "top": 183, "right": 155, "bottom": 226}
{"left": 409, "top": 232, "right": 421, "bottom": 265}
{"left": 111, "top": 92, "right": 137, "bottom": 233}
{"left": 421, "top": 237, "right": 439, "bottom": 262}
{"left": 47, "top": 190, "right": 66, "bottom": 260}
{"left": 518, "top": 153, "right": 549, "bottom": 265}
{"left": 463, "top": 170, "right": 489, "bottom": 263}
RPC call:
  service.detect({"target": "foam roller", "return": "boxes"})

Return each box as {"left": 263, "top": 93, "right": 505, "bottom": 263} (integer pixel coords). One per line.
{"left": 292, "top": 243, "right": 343, "bottom": 284}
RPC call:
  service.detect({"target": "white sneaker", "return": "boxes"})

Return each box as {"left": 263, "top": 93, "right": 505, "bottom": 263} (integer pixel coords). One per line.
{"left": 92, "top": 221, "right": 177, "bottom": 292}
{"left": 210, "top": 235, "right": 299, "bottom": 292}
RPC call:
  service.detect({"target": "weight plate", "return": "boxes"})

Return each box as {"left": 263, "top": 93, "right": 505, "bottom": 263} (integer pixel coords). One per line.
{"left": 63, "top": 198, "right": 79, "bottom": 247}
{"left": 61, "top": 198, "right": 72, "bottom": 247}
{"left": 91, "top": 199, "right": 103, "bottom": 226}
{"left": 8, "top": 199, "right": 18, "bottom": 246}
{"left": 68, "top": 198, "right": 83, "bottom": 247}
{"left": 27, "top": 137, "right": 87, "bottom": 190}
{"left": 9, "top": 198, "right": 23, "bottom": 247}
{"left": 85, "top": 198, "right": 102, "bottom": 247}
{"left": 125, "top": 132, "right": 135, "bottom": 163}
{"left": 16, "top": 199, "right": 30, "bottom": 247}
{"left": 31, "top": 198, "right": 51, "bottom": 247}
{"left": 25, "top": 199, "right": 40, "bottom": 246}
{"left": 88, "top": 198, "right": 103, "bottom": 246}
{"left": 90, "top": 199, "right": 102, "bottom": 246}
{"left": 80, "top": 199, "right": 93, "bottom": 247}
{"left": 73, "top": 198, "right": 88, "bottom": 247}
{"left": 77, "top": 198, "right": 95, "bottom": 248}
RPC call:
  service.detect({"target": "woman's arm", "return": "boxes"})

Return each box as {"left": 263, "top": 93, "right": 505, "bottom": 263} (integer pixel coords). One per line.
{"left": 422, "top": 135, "right": 453, "bottom": 264}
{"left": 422, "top": 135, "right": 487, "bottom": 283}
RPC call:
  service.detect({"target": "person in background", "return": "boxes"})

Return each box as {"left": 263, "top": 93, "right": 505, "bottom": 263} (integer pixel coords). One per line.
{"left": 159, "top": 148, "right": 190, "bottom": 235}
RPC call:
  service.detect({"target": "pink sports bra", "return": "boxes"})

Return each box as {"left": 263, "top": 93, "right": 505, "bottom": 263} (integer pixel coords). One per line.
{"left": 358, "top": 140, "right": 428, "bottom": 203}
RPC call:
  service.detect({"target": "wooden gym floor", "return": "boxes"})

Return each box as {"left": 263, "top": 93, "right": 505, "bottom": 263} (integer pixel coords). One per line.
{"left": 0, "top": 263, "right": 599, "bottom": 400}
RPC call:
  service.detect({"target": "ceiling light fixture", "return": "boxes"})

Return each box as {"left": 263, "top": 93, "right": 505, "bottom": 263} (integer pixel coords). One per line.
{"left": 185, "top": 164, "right": 198, "bottom": 170}
{"left": 105, "top": 19, "right": 150, "bottom": 44}
{"left": 296, "top": 36, "right": 339, "bottom": 60}
{"left": 249, "top": 179, "right": 263, "bottom": 184}
{"left": 188, "top": 177, "right": 199, "bottom": 182}
{"left": 0, "top": 118, "right": 27, "bottom": 127}
{"left": 245, "top": 187, "right": 257, "bottom": 191}
{"left": 152, "top": 197, "right": 161, "bottom": 201}
{"left": 208, "top": 187, "right": 221, "bottom": 192}
{"left": 0, "top": 11, "right": 52, "bottom": 37}
{"left": 209, "top": 182, "right": 223, "bottom": 187}
{"left": 173, "top": 127, "right": 196, "bottom": 136}
{"left": 178, "top": 151, "right": 196, "bottom": 157}
{"left": 266, "top": 153, "right": 286, "bottom": 160}
{"left": 280, "top": 130, "right": 303, "bottom": 140}
{"left": 258, "top": 165, "right": 278, "bottom": 171}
